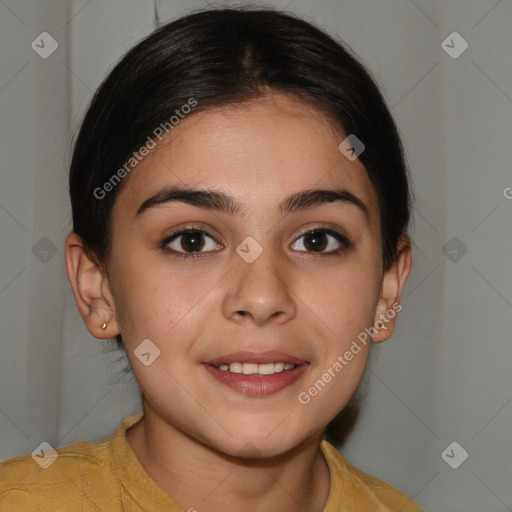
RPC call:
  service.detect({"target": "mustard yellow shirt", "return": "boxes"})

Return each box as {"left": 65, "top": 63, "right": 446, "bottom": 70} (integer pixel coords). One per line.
{"left": 0, "top": 413, "right": 421, "bottom": 511}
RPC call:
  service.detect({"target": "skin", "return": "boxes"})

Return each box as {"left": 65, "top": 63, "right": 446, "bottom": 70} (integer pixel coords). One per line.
{"left": 65, "top": 93, "right": 411, "bottom": 512}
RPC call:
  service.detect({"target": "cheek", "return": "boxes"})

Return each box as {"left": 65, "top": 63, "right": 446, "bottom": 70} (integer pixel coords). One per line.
{"left": 296, "top": 269, "right": 377, "bottom": 421}
{"left": 110, "top": 251, "right": 219, "bottom": 344}
{"left": 294, "top": 260, "right": 380, "bottom": 338}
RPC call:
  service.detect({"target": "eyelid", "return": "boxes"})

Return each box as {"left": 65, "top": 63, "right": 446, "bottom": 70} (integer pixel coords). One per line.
{"left": 294, "top": 223, "right": 347, "bottom": 238}
{"left": 160, "top": 226, "right": 221, "bottom": 259}
{"left": 292, "top": 225, "right": 352, "bottom": 254}
{"left": 162, "top": 223, "right": 224, "bottom": 245}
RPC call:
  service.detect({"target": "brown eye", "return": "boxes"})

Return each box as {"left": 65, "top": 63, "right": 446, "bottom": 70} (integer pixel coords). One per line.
{"left": 302, "top": 231, "right": 328, "bottom": 252}
{"left": 177, "top": 231, "right": 205, "bottom": 252}
{"left": 291, "top": 229, "right": 350, "bottom": 255}
{"left": 162, "top": 229, "right": 222, "bottom": 258}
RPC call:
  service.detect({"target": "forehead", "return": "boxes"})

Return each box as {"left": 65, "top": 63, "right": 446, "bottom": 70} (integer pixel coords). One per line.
{"left": 114, "top": 94, "right": 380, "bottom": 225}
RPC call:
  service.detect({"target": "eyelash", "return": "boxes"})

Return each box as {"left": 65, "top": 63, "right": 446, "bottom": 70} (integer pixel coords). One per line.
{"left": 160, "top": 225, "right": 352, "bottom": 261}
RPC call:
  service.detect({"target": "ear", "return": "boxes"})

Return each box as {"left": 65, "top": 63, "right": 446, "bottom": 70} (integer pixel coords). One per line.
{"left": 372, "top": 236, "right": 412, "bottom": 343}
{"left": 64, "top": 232, "right": 119, "bottom": 339}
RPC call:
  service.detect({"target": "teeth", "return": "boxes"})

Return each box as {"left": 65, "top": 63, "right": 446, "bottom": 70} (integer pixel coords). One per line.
{"left": 229, "top": 362, "right": 243, "bottom": 373}
{"left": 242, "top": 363, "right": 258, "bottom": 375}
{"left": 258, "top": 363, "right": 275, "bottom": 375}
{"left": 216, "top": 362, "right": 296, "bottom": 375}
{"left": 274, "top": 362, "right": 285, "bottom": 373}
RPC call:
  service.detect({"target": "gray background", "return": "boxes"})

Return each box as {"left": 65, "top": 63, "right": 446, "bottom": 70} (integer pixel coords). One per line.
{"left": 1, "top": 0, "right": 511, "bottom": 510}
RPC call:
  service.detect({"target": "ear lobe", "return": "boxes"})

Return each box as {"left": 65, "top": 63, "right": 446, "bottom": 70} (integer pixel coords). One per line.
{"left": 64, "top": 233, "right": 119, "bottom": 339}
{"left": 372, "top": 236, "right": 412, "bottom": 343}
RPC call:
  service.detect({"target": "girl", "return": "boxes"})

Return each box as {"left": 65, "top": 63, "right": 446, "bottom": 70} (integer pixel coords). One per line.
{"left": 0, "top": 7, "right": 419, "bottom": 511}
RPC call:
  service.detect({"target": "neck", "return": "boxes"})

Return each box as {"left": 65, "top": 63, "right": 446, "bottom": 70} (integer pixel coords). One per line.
{"left": 126, "top": 398, "right": 331, "bottom": 512}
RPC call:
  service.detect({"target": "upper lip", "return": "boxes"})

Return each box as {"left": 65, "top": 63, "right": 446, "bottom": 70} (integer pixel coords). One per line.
{"left": 204, "top": 350, "right": 307, "bottom": 366}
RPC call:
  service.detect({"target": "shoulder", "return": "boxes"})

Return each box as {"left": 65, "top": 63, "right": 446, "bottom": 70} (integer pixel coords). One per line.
{"left": 320, "top": 440, "right": 423, "bottom": 511}
{"left": 0, "top": 431, "right": 119, "bottom": 511}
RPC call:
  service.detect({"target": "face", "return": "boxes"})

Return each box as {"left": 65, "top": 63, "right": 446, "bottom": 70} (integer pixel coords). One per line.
{"left": 98, "top": 94, "right": 395, "bottom": 457}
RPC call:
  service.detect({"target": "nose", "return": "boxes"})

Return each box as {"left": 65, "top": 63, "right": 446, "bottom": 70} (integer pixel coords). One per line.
{"left": 222, "top": 245, "right": 297, "bottom": 327}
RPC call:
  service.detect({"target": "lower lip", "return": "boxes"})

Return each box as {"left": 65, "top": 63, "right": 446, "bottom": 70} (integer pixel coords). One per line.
{"left": 202, "top": 363, "right": 309, "bottom": 396}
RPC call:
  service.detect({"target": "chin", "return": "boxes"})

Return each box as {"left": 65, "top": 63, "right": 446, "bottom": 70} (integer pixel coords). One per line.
{"left": 203, "top": 423, "right": 313, "bottom": 461}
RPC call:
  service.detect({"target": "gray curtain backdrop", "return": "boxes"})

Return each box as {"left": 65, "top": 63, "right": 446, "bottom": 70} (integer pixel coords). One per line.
{"left": 1, "top": 1, "right": 511, "bottom": 510}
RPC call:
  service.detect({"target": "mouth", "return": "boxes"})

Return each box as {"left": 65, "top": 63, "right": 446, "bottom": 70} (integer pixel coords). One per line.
{"left": 214, "top": 361, "right": 297, "bottom": 376}
{"left": 202, "top": 351, "right": 309, "bottom": 396}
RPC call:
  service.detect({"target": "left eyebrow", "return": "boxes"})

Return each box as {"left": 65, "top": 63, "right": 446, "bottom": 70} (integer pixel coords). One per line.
{"left": 135, "top": 185, "right": 370, "bottom": 221}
